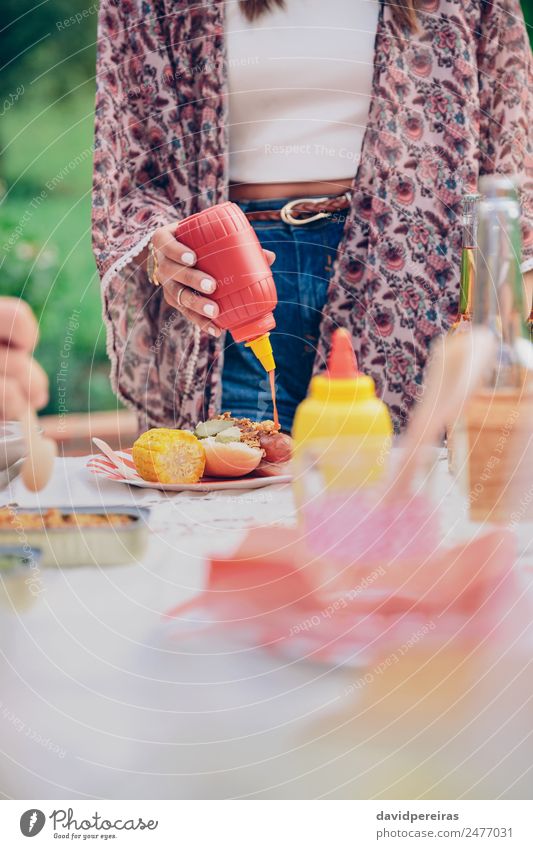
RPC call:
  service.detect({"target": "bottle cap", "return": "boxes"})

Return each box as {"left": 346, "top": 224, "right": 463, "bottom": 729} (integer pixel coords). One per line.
{"left": 245, "top": 333, "right": 276, "bottom": 373}
{"left": 327, "top": 327, "right": 359, "bottom": 378}
{"left": 311, "top": 328, "right": 376, "bottom": 401}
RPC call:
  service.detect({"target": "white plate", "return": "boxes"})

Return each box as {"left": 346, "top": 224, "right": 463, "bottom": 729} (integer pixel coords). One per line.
{"left": 87, "top": 451, "right": 292, "bottom": 492}
{"left": 95, "top": 474, "right": 293, "bottom": 492}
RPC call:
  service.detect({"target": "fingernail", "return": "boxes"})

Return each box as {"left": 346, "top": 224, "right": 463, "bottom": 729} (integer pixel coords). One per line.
{"left": 208, "top": 325, "right": 219, "bottom": 337}
{"left": 203, "top": 303, "right": 216, "bottom": 317}
{"left": 200, "top": 278, "right": 215, "bottom": 293}
{"left": 181, "top": 251, "right": 196, "bottom": 266}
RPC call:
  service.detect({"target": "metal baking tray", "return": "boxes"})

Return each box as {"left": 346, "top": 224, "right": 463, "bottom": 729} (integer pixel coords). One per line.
{"left": 0, "top": 545, "right": 43, "bottom": 610}
{"left": 0, "top": 506, "right": 149, "bottom": 568}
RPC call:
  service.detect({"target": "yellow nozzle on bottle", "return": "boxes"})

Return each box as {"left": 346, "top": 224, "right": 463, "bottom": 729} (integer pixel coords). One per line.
{"left": 245, "top": 333, "right": 276, "bottom": 372}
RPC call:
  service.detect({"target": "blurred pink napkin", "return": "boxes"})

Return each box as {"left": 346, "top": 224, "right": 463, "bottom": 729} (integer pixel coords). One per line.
{"left": 166, "top": 524, "right": 519, "bottom": 667}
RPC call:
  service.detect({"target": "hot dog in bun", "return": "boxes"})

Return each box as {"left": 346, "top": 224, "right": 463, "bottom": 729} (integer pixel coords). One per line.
{"left": 194, "top": 413, "right": 292, "bottom": 478}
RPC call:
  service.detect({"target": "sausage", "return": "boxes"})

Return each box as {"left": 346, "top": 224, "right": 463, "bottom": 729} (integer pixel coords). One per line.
{"left": 259, "top": 432, "right": 293, "bottom": 465}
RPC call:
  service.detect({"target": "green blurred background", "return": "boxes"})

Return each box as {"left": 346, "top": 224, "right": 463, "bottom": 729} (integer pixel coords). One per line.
{"left": 1, "top": 0, "right": 114, "bottom": 416}
{"left": 1, "top": 1, "right": 532, "bottom": 416}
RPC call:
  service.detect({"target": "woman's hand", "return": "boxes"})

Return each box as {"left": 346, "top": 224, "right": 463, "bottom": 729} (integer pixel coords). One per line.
{"left": 151, "top": 222, "right": 275, "bottom": 336}
{"left": 0, "top": 297, "right": 49, "bottom": 420}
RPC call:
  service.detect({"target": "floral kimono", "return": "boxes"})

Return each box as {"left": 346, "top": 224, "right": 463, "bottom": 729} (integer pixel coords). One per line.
{"left": 92, "top": 0, "right": 533, "bottom": 433}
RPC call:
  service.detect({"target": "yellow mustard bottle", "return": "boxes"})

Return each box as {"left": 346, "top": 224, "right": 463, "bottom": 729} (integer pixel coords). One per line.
{"left": 292, "top": 329, "right": 393, "bottom": 493}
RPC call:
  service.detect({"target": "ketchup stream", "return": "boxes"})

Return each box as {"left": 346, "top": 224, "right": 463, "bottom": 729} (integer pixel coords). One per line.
{"left": 269, "top": 370, "right": 279, "bottom": 430}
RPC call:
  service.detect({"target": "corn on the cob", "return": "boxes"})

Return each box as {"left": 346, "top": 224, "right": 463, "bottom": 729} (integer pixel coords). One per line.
{"left": 132, "top": 429, "right": 205, "bottom": 484}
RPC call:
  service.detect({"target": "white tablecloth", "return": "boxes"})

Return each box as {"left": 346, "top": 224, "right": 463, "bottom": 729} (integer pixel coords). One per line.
{"left": 0, "top": 456, "right": 532, "bottom": 799}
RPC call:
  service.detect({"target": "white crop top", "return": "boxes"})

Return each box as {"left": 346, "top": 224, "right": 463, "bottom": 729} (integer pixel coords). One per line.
{"left": 226, "top": 0, "right": 379, "bottom": 184}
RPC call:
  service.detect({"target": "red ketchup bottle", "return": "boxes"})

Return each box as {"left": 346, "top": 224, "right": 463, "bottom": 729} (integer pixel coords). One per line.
{"left": 174, "top": 202, "right": 277, "bottom": 373}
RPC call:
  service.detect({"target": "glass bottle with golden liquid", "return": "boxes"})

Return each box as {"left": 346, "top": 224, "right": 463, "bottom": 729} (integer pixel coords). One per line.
{"left": 457, "top": 176, "right": 533, "bottom": 523}
{"left": 450, "top": 192, "right": 481, "bottom": 331}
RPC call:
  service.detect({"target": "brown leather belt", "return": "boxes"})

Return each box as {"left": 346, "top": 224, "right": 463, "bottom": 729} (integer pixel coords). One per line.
{"left": 244, "top": 191, "right": 351, "bottom": 225}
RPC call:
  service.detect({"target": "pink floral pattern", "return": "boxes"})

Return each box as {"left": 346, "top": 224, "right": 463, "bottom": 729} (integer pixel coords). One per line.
{"left": 92, "top": 0, "right": 533, "bottom": 432}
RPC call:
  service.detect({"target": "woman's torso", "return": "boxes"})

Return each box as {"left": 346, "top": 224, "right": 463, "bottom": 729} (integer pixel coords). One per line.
{"left": 226, "top": 0, "right": 380, "bottom": 199}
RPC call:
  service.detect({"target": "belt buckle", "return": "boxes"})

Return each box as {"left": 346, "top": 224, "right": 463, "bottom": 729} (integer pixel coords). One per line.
{"left": 280, "top": 196, "right": 331, "bottom": 226}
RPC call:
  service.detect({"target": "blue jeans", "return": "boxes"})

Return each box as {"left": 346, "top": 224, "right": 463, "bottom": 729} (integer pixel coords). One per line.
{"left": 221, "top": 197, "right": 345, "bottom": 432}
